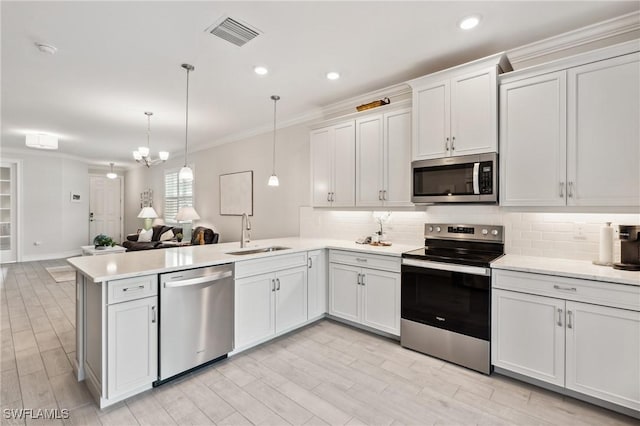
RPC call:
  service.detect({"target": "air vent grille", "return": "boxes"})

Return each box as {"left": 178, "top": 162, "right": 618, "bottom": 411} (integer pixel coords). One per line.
{"left": 206, "top": 16, "right": 260, "bottom": 47}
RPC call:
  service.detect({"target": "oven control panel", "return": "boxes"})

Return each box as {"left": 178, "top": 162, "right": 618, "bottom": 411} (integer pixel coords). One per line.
{"left": 425, "top": 223, "right": 504, "bottom": 242}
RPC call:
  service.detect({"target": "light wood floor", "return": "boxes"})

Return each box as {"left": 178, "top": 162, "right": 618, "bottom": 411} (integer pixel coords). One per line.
{"left": 1, "top": 260, "right": 636, "bottom": 426}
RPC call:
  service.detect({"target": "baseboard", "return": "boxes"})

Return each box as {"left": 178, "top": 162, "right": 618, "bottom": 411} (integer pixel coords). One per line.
{"left": 22, "top": 249, "right": 82, "bottom": 262}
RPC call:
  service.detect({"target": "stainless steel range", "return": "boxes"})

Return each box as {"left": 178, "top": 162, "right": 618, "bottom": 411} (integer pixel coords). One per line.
{"left": 401, "top": 223, "right": 504, "bottom": 374}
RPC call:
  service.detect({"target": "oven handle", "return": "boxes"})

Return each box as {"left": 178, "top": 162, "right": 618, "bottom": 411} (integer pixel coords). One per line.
{"left": 402, "top": 258, "right": 491, "bottom": 276}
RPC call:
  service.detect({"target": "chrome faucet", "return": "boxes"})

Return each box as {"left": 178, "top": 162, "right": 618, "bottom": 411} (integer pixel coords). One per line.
{"left": 240, "top": 213, "right": 251, "bottom": 248}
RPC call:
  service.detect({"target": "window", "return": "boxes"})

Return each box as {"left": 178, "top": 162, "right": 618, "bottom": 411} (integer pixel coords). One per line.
{"left": 164, "top": 169, "right": 193, "bottom": 221}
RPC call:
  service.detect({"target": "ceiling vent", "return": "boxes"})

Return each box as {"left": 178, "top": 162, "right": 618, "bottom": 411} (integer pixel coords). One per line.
{"left": 205, "top": 16, "right": 261, "bottom": 47}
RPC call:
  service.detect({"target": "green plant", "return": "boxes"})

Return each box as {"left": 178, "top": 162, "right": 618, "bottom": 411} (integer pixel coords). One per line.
{"left": 93, "top": 234, "right": 115, "bottom": 248}
{"left": 175, "top": 232, "right": 183, "bottom": 242}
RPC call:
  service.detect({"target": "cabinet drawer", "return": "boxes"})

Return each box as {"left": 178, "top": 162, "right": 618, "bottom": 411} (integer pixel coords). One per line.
{"left": 329, "top": 249, "right": 400, "bottom": 272}
{"left": 235, "top": 252, "right": 308, "bottom": 279}
{"left": 493, "top": 269, "right": 640, "bottom": 312}
{"left": 107, "top": 275, "right": 157, "bottom": 305}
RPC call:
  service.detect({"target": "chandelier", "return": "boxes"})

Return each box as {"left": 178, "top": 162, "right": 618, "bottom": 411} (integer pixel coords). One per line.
{"left": 133, "top": 111, "right": 169, "bottom": 167}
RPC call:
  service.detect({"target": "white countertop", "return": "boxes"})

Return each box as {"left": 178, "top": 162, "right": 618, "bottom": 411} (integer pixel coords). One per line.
{"left": 67, "top": 237, "right": 421, "bottom": 283}
{"left": 491, "top": 254, "right": 640, "bottom": 286}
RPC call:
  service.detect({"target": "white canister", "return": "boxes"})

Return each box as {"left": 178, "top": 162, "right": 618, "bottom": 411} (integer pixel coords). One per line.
{"left": 598, "top": 222, "right": 614, "bottom": 265}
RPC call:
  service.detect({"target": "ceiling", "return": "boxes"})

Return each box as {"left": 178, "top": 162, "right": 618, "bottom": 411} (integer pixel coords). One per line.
{"left": 2, "top": 1, "right": 638, "bottom": 167}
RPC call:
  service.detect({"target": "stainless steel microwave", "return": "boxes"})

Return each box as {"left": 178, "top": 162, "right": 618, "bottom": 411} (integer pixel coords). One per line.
{"left": 411, "top": 153, "right": 498, "bottom": 204}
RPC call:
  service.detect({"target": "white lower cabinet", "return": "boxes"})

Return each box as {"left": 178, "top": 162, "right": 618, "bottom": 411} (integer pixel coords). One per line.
{"left": 307, "top": 249, "right": 327, "bottom": 320}
{"left": 492, "top": 269, "right": 640, "bottom": 412}
{"left": 235, "top": 256, "right": 308, "bottom": 351}
{"left": 329, "top": 250, "right": 400, "bottom": 336}
{"left": 107, "top": 296, "right": 158, "bottom": 399}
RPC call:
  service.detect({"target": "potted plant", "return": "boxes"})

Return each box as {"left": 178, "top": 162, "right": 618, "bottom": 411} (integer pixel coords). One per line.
{"left": 93, "top": 234, "right": 115, "bottom": 249}
{"left": 175, "top": 232, "right": 183, "bottom": 243}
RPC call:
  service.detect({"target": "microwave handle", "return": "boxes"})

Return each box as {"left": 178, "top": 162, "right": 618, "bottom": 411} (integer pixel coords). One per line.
{"left": 473, "top": 162, "right": 480, "bottom": 195}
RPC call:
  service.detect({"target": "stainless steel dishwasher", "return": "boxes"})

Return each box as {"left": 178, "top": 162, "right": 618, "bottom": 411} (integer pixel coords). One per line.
{"left": 156, "top": 263, "right": 234, "bottom": 385}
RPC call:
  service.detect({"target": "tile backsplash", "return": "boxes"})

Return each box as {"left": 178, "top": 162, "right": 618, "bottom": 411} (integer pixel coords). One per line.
{"left": 299, "top": 206, "right": 640, "bottom": 262}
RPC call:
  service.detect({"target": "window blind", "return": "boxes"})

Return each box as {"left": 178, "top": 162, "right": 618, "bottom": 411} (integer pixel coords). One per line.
{"left": 164, "top": 170, "right": 193, "bottom": 221}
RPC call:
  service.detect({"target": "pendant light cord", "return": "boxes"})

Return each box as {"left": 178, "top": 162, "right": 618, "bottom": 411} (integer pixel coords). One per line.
{"left": 146, "top": 114, "right": 151, "bottom": 150}
{"left": 184, "top": 68, "right": 190, "bottom": 167}
{"left": 272, "top": 97, "right": 277, "bottom": 174}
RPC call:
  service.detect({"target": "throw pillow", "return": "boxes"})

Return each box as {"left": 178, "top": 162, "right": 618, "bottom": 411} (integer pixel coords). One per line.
{"left": 138, "top": 228, "right": 153, "bottom": 242}
{"left": 159, "top": 229, "right": 174, "bottom": 241}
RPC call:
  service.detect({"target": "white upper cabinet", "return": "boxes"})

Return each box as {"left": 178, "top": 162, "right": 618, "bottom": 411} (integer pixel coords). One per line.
{"left": 500, "top": 45, "right": 640, "bottom": 207}
{"left": 355, "top": 108, "right": 412, "bottom": 207}
{"left": 310, "top": 122, "right": 355, "bottom": 207}
{"left": 500, "top": 71, "right": 567, "bottom": 206}
{"left": 567, "top": 53, "right": 640, "bottom": 206}
{"left": 409, "top": 53, "right": 509, "bottom": 161}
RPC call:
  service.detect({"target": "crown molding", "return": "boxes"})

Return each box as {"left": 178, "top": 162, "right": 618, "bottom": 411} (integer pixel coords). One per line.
{"left": 0, "top": 146, "right": 131, "bottom": 169}
{"left": 508, "top": 11, "right": 640, "bottom": 67}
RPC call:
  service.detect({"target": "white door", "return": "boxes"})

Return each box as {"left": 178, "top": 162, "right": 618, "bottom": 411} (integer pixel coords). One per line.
{"left": 491, "top": 290, "right": 565, "bottom": 387}
{"left": 383, "top": 108, "right": 412, "bottom": 206}
{"left": 332, "top": 122, "right": 356, "bottom": 207}
{"left": 567, "top": 53, "right": 640, "bottom": 206}
{"left": 310, "top": 127, "right": 333, "bottom": 207}
{"left": 234, "top": 273, "right": 276, "bottom": 349}
{"left": 565, "top": 301, "right": 640, "bottom": 411}
{"left": 329, "top": 263, "right": 360, "bottom": 323}
{"left": 451, "top": 68, "right": 497, "bottom": 155}
{"left": 413, "top": 80, "right": 449, "bottom": 160}
{"left": 0, "top": 162, "right": 17, "bottom": 263}
{"left": 307, "top": 250, "right": 327, "bottom": 320}
{"left": 107, "top": 296, "right": 157, "bottom": 399}
{"left": 275, "top": 266, "right": 308, "bottom": 334}
{"left": 355, "top": 115, "right": 384, "bottom": 206}
{"left": 361, "top": 268, "right": 400, "bottom": 335}
{"left": 500, "top": 72, "right": 567, "bottom": 206}
{"left": 89, "top": 176, "right": 122, "bottom": 244}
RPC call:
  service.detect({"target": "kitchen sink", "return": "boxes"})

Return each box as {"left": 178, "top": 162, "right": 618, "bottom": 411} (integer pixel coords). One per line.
{"left": 226, "top": 246, "right": 291, "bottom": 256}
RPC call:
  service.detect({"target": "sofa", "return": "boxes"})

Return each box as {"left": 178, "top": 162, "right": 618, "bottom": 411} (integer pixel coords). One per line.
{"left": 122, "top": 225, "right": 219, "bottom": 251}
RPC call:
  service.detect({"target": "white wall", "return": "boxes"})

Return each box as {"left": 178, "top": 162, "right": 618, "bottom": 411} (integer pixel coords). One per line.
{"left": 124, "top": 122, "right": 310, "bottom": 243}
{"left": 4, "top": 151, "right": 90, "bottom": 261}
{"left": 300, "top": 206, "right": 640, "bottom": 262}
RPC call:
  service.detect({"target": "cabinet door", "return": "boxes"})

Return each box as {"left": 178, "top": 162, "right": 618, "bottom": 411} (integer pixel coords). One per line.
{"left": 310, "top": 127, "right": 333, "bottom": 207}
{"left": 492, "top": 290, "right": 565, "bottom": 387}
{"left": 307, "top": 250, "right": 327, "bottom": 320}
{"left": 355, "top": 115, "right": 384, "bottom": 206}
{"left": 361, "top": 269, "right": 400, "bottom": 335}
{"left": 107, "top": 296, "right": 157, "bottom": 398}
{"left": 384, "top": 108, "right": 413, "bottom": 206}
{"left": 413, "top": 80, "right": 449, "bottom": 160}
{"left": 500, "top": 72, "right": 567, "bottom": 206}
{"left": 451, "top": 68, "right": 497, "bottom": 155}
{"left": 565, "top": 301, "right": 640, "bottom": 411}
{"left": 235, "top": 273, "right": 275, "bottom": 349}
{"left": 567, "top": 53, "right": 640, "bottom": 206}
{"left": 332, "top": 122, "right": 356, "bottom": 207}
{"left": 329, "top": 263, "right": 360, "bottom": 323}
{"left": 275, "top": 266, "right": 308, "bottom": 334}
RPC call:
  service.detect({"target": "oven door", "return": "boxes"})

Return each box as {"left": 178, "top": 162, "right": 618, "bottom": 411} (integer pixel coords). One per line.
{"left": 401, "top": 259, "right": 491, "bottom": 341}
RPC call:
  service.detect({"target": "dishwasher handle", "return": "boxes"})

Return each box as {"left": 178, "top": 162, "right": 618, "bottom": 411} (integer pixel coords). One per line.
{"left": 164, "top": 270, "right": 232, "bottom": 288}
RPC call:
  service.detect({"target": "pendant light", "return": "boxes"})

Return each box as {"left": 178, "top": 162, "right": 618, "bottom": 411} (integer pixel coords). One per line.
{"left": 179, "top": 63, "right": 195, "bottom": 182}
{"left": 268, "top": 95, "right": 280, "bottom": 187}
{"left": 106, "top": 162, "right": 117, "bottom": 179}
{"left": 133, "top": 112, "right": 169, "bottom": 166}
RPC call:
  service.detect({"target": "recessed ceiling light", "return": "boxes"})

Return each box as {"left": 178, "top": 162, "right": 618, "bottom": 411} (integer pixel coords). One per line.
{"left": 326, "top": 71, "right": 340, "bottom": 80}
{"left": 459, "top": 15, "right": 481, "bottom": 30}
{"left": 254, "top": 66, "right": 268, "bottom": 75}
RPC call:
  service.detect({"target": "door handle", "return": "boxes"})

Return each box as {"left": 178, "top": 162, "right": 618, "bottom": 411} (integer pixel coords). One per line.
{"left": 357, "top": 274, "right": 362, "bottom": 285}
{"left": 557, "top": 308, "right": 563, "bottom": 327}
{"left": 331, "top": 192, "right": 335, "bottom": 202}
{"left": 378, "top": 190, "right": 382, "bottom": 201}
{"left": 151, "top": 306, "right": 156, "bottom": 323}
{"left": 554, "top": 285, "right": 577, "bottom": 292}
{"left": 568, "top": 182, "right": 574, "bottom": 198}
{"left": 327, "top": 192, "right": 331, "bottom": 202}
{"left": 308, "top": 257, "right": 313, "bottom": 269}
{"left": 451, "top": 136, "right": 455, "bottom": 150}
{"left": 445, "top": 137, "right": 449, "bottom": 151}
{"left": 382, "top": 190, "right": 387, "bottom": 200}
{"left": 276, "top": 278, "right": 281, "bottom": 291}
{"left": 271, "top": 279, "right": 276, "bottom": 292}
{"left": 361, "top": 274, "right": 365, "bottom": 286}
{"left": 559, "top": 182, "right": 565, "bottom": 198}
{"left": 567, "top": 310, "right": 573, "bottom": 329}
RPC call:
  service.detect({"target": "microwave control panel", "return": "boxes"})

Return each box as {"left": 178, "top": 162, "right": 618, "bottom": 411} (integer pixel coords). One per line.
{"left": 479, "top": 162, "right": 493, "bottom": 194}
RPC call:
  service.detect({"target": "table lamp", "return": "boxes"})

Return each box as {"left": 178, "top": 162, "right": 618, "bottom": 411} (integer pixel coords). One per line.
{"left": 138, "top": 206, "right": 158, "bottom": 231}
{"left": 175, "top": 206, "right": 200, "bottom": 241}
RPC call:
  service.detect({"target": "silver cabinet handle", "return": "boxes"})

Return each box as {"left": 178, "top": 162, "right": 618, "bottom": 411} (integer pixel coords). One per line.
{"left": 554, "top": 285, "right": 577, "bottom": 292}
{"left": 445, "top": 137, "right": 449, "bottom": 151}
{"left": 568, "top": 182, "right": 574, "bottom": 198}
{"left": 557, "top": 308, "right": 563, "bottom": 327}
{"left": 567, "top": 310, "right": 573, "bottom": 329}
{"left": 451, "top": 136, "right": 455, "bottom": 151}
{"left": 378, "top": 190, "right": 382, "bottom": 201}
{"left": 361, "top": 274, "right": 365, "bottom": 286}
{"left": 151, "top": 306, "right": 156, "bottom": 323}
{"left": 560, "top": 182, "right": 565, "bottom": 198}
{"left": 357, "top": 274, "right": 361, "bottom": 285}
{"left": 123, "top": 285, "right": 145, "bottom": 292}
{"left": 308, "top": 257, "right": 313, "bottom": 269}
{"left": 271, "top": 279, "right": 276, "bottom": 292}
{"left": 327, "top": 192, "right": 331, "bottom": 202}
{"left": 276, "top": 278, "right": 281, "bottom": 291}
{"left": 383, "top": 190, "right": 387, "bottom": 200}
{"left": 356, "top": 258, "right": 368, "bottom": 262}
{"left": 330, "top": 192, "right": 335, "bottom": 202}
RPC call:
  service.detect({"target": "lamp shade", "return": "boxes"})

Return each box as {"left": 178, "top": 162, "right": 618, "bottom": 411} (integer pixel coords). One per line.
{"left": 179, "top": 166, "right": 193, "bottom": 182}
{"left": 175, "top": 206, "right": 200, "bottom": 222}
{"left": 137, "top": 206, "right": 158, "bottom": 219}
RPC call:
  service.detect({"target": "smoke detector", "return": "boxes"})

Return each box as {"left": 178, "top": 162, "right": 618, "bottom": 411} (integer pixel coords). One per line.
{"left": 205, "top": 16, "right": 261, "bottom": 47}
{"left": 35, "top": 42, "right": 57, "bottom": 55}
